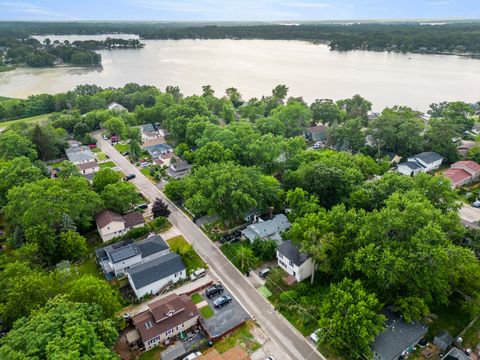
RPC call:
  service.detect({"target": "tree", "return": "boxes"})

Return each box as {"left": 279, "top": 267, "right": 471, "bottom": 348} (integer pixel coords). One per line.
{"left": 166, "top": 162, "right": 281, "bottom": 222}
{"left": 268, "top": 100, "right": 312, "bottom": 137}
{"left": 4, "top": 177, "right": 103, "bottom": 232}
{"left": 328, "top": 118, "right": 366, "bottom": 152}
{"left": 0, "top": 297, "right": 118, "bottom": 359}
{"left": 152, "top": 198, "right": 171, "bottom": 218}
{"left": 67, "top": 275, "right": 121, "bottom": 318}
{"left": 202, "top": 85, "right": 215, "bottom": 97}
{"left": 225, "top": 87, "right": 244, "bottom": 108}
{"left": 310, "top": 99, "right": 344, "bottom": 125}
{"left": 251, "top": 239, "right": 277, "bottom": 261}
{"left": 166, "top": 85, "right": 183, "bottom": 101}
{"left": 272, "top": 84, "right": 288, "bottom": 100}
{"left": 129, "top": 139, "right": 142, "bottom": 162}
{"left": 336, "top": 94, "right": 372, "bottom": 122}
{"left": 24, "top": 224, "right": 58, "bottom": 265}
{"left": 92, "top": 168, "right": 121, "bottom": 192}
{"left": 367, "top": 106, "right": 424, "bottom": 156}
{"left": 101, "top": 182, "right": 139, "bottom": 213}
{"left": 58, "top": 230, "right": 88, "bottom": 261}
{"left": 0, "top": 131, "right": 37, "bottom": 160}
{"left": 425, "top": 117, "right": 460, "bottom": 163}
{"left": 221, "top": 101, "right": 236, "bottom": 123}
{"left": 0, "top": 156, "right": 44, "bottom": 205}
{"left": 102, "top": 116, "right": 127, "bottom": 138}
{"left": 0, "top": 261, "right": 61, "bottom": 328}
{"left": 319, "top": 278, "right": 385, "bottom": 358}
{"left": 57, "top": 160, "right": 80, "bottom": 178}
{"left": 31, "top": 124, "right": 65, "bottom": 161}
{"left": 194, "top": 141, "right": 233, "bottom": 166}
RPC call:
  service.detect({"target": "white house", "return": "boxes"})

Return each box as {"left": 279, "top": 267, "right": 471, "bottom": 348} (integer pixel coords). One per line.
{"left": 132, "top": 293, "right": 199, "bottom": 350}
{"left": 134, "top": 123, "right": 159, "bottom": 142}
{"left": 95, "top": 234, "right": 170, "bottom": 278}
{"left": 126, "top": 252, "right": 187, "bottom": 298}
{"left": 397, "top": 151, "right": 443, "bottom": 176}
{"left": 107, "top": 101, "right": 127, "bottom": 112}
{"left": 77, "top": 160, "right": 99, "bottom": 175}
{"left": 277, "top": 240, "right": 314, "bottom": 282}
{"left": 241, "top": 214, "right": 291, "bottom": 243}
{"left": 95, "top": 210, "right": 145, "bottom": 242}
{"left": 65, "top": 145, "right": 96, "bottom": 165}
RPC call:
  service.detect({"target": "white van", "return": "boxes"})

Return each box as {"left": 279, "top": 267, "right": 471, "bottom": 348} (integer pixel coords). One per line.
{"left": 190, "top": 268, "right": 206, "bottom": 281}
{"left": 183, "top": 352, "right": 201, "bottom": 360}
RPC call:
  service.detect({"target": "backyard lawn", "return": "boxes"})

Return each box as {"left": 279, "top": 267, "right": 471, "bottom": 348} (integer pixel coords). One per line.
{"left": 167, "top": 235, "right": 207, "bottom": 275}
{"left": 425, "top": 299, "right": 473, "bottom": 341}
{"left": 74, "top": 256, "right": 103, "bottom": 279}
{"left": 191, "top": 293, "right": 203, "bottom": 304}
{"left": 213, "top": 321, "right": 261, "bottom": 354}
{"left": 0, "top": 112, "right": 54, "bottom": 129}
{"left": 200, "top": 305, "right": 214, "bottom": 319}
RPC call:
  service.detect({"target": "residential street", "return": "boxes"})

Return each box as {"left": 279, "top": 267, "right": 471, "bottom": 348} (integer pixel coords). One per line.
{"left": 94, "top": 134, "right": 325, "bottom": 360}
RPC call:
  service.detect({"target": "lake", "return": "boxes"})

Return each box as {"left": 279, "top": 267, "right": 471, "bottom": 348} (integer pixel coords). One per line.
{"left": 1, "top": 39, "right": 479, "bottom": 111}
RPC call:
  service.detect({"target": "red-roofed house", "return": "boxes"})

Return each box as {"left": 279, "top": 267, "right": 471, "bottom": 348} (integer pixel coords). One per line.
{"left": 443, "top": 160, "right": 480, "bottom": 188}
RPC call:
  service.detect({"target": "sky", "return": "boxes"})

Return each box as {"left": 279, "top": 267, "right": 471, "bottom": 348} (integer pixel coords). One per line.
{"left": 0, "top": 0, "right": 478, "bottom": 21}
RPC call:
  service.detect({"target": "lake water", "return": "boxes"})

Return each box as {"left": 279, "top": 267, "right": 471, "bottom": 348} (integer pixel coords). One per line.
{"left": 1, "top": 39, "right": 480, "bottom": 111}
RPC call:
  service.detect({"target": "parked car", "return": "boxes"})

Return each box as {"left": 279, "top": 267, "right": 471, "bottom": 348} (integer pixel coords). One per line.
{"left": 190, "top": 268, "right": 206, "bottom": 281}
{"left": 219, "top": 230, "right": 242, "bottom": 244}
{"left": 219, "top": 233, "right": 234, "bottom": 244}
{"left": 259, "top": 267, "right": 271, "bottom": 278}
{"left": 102, "top": 135, "right": 108, "bottom": 140}
{"left": 310, "top": 329, "right": 321, "bottom": 343}
{"left": 124, "top": 174, "right": 136, "bottom": 181}
{"left": 213, "top": 295, "right": 232, "bottom": 308}
{"left": 122, "top": 151, "right": 129, "bottom": 156}
{"left": 313, "top": 142, "right": 324, "bottom": 150}
{"left": 266, "top": 357, "right": 276, "bottom": 360}
{"left": 140, "top": 162, "right": 151, "bottom": 168}
{"left": 136, "top": 204, "right": 148, "bottom": 210}
{"left": 183, "top": 352, "right": 202, "bottom": 360}
{"left": 473, "top": 200, "right": 480, "bottom": 208}
{"left": 205, "top": 284, "right": 224, "bottom": 298}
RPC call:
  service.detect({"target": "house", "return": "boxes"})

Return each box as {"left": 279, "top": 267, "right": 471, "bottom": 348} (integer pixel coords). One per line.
{"left": 241, "top": 214, "right": 291, "bottom": 243}
{"left": 443, "top": 160, "right": 480, "bottom": 188}
{"left": 471, "top": 124, "right": 480, "bottom": 135}
{"left": 65, "top": 145, "right": 96, "bottom": 164}
{"left": 397, "top": 151, "right": 443, "bottom": 176}
{"left": 95, "top": 210, "right": 145, "bottom": 242}
{"left": 134, "top": 123, "right": 159, "bottom": 142}
{"left": 143, "top": 143, "right": 173, "bottom": 158}
{"left": 372, "top": 309, "right": 428, "bottom": 360}
{"left": 77, "top": 160, "right": 99, "bottom": 175}
{"left": 95, "top": 234, "right": 170, "bottom": 278}
{"left": 457, "top": 140, "right": 476, "bottom": 158}
{"left": 277, "top": 240, "right": 314, "bottom": 282}
{"left": 443, "top": 347, "right": 470, "bottom": 360}
{"left": 167, "top": 160, "right": 192, "bottom": 179}
{"left": 126, "top": 252, "right": 187, "bottom": 298}
{"left": 199, "top": 346, "right": 251, "bottom": 360}
{"left": 304, "top": 124, "right": 328, "bottom": 143}
{"left": 107, "top": 101, "right": 127, "bottom": 112}
{"left": 367, "top": 112, "right": 380, "bottom": 122}
{"left": 132, "top": 293, "right": 199, "bottom": 350}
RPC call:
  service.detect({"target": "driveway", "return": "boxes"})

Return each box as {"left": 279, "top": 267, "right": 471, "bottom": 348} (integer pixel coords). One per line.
{"left": 200, "top": 289, "right": 251, "bottom": 339}
{"left": 94, "top": 133, "right": 325, "bottom": 360}
{"left": 460, "top": 204, "right": 480, "bottom": 229}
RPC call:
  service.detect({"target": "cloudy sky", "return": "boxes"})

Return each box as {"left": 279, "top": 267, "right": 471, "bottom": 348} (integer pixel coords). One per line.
{"left": 0, "top": 0, "right": 477, "bottom": 21}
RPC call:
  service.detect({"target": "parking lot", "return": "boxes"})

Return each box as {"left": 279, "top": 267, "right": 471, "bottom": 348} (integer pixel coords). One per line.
{"left": 200, "top": 287, "right": 251, "bottom": 339}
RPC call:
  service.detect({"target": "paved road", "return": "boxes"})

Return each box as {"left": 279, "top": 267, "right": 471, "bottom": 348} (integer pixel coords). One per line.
{"left": 95, "top": 135, "right": 325, "bottom": 360}
{"left": 460, "top": 204, "right": 480, "bottom": 229}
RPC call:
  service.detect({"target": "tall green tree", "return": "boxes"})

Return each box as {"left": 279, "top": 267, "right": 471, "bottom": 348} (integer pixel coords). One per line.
{"left": 92, "top": 168, "right": 121, "bottom": 193}
{"left": 101, "top": 182, "right": 139, "bottom": 213}
{"left": 0, "top": 131, "right": 37, "bottom": 160}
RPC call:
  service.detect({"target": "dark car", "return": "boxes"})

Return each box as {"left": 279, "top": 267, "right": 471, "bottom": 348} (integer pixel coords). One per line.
{"left": 124, "top": 174, "right": 136, "bottom": 181}
{"left": 122, "top": 151, "right": 130, "bottom": 156}
{"left": 213, "top": 295, "right": 232, "bottom": 308}
{"left": 219, "top": 234, "right": 233, "bottom": 244}
{"left": 136, "top": 204, "right": 148, "bottom": 210}
{"left": 205, "top": 284, "right": 224, "bottom": 298}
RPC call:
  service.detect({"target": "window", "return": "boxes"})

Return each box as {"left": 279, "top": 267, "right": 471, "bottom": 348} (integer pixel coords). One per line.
{"left": 165, "top": 328, "right": 174, "bottom": 336}
{"left": 278, "top": 253, "right": 283, "bottom": 259}
{"left": 145, "top": 321, "right": 153, "bottom": 329}
{"left": 289, "top": 260, "right": 294, "bottom": 267}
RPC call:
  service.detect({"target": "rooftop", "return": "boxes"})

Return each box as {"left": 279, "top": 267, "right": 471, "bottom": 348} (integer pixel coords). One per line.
{"left": 443, "top": 168, "right": 471, "bottom": 185}
{"left": 412, "top": 151, "right": 443, "bottom": 164}
{"left": 66, "top": 149, "right": 95, "bottom": 163}
{"left": 452, "top": 160, "right": 480, "bottom": 173}
{"left": 77, "top": 161, "right": 99, "bottom": 171}
{"left": 241, "top": 214, "right": 291, "bottom": 241}
{"left": 143, "top": 143, "right": 173, "bottom": 156}
{"left": 444, "top": 348, "right": 471, "bottom": 360}
{"left": 135, "top": 123, "right": 155, "bottom": 133}
{"left": 307, "top": 124, "right": 328, "bottom": 134}
{"left": 95, "top": 210, "right": 124, "bottom": 229}
{"left": 372, "top": 310, "right": 428, "bottom": 360}
{"left": 123, "top": 212, "right": 145, "bottom": 228}
{"left": 398, "top": 161, "right": 422, "bottom": 170}
{"left": 126, "top": 252, "right": 185, "bottom": 289}
{"left": 277, "top": 240, "right": 310, "bottom": 266}
{"left": 136, "top": 234, "right": 169, "bottom": 258}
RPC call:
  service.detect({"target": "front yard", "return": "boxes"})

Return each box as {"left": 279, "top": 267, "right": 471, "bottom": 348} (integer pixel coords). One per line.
{"left": 167, "top": 235, "right": 207, "bottom": 275}
{"left": 212, "top": 321, "right": 261, "bottom": 354}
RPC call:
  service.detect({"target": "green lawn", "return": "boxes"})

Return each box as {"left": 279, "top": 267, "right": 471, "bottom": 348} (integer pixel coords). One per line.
{"left": 0, "top": 112, "right": 54, "bottom": 129}
{"left": 99, "top": 161, "right": 116, "bottom": 169}
{"left": 191, "top": 293, "right": 203, "bottom": 304}
{"left": 214, "top": 321, "right": 261, "bottom": 354}
{"left": 426, "top": 300, "right": 473, "bottom": 341}
{"left": 74, "top": 256, "right": 103, "bottom": 279}
{"left": 114, "top": 143, "right": 130, "bottom": 153}
{"left": 139, "top": 347, "right": 163, "bottom": 360}
{"left": 96, "top": 152, "right": 108, "bottom": 161}
{"left": 200, "top": 305, "right": 214, "bottom": 319}
{"left": 258, "top": 286, "right": 272, "bottom": 298}
{"left": 167, "top": 235, "right": 207, "bottom": 275}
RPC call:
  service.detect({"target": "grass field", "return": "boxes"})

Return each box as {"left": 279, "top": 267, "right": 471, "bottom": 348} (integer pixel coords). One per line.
{"left": 191, "top": 293, "right": 203, "bottom": 304}
{"left": 214, "top": 321, "right": 261, "bottom": 354}
{"left": 200, "top": 305, "right": 214, "bottom": 319}
{"left": 99, "top": 161, "right": 116, "bottom": 169}
{"left": 114, "top": 143, "right": 130, "bottom": 153}
{"left": 0, "top": 113, "right": 53, "bottom": 129}
{"left": 167, "top": 235, "right": 206, "bottom": 274}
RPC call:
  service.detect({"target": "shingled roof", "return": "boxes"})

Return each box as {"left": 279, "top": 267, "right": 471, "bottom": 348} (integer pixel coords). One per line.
{"left": 277, "top": 240, "right": 310, "bottom": 266}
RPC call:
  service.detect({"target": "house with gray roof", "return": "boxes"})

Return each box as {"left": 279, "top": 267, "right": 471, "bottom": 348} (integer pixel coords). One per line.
{"left": 241, "top": 214, "right": 291, "bottom": 243}
{"left": 444, "top": 347, "right": 470, "bottom": 360}
{"left": 143, "top": 143, "right": 173, "bottom": 158}
{"left": 65, "top": 145, "right": 96, "bottom": 164}
{"left": 166, "top": 160, "right": 192, "bottom": 179}
{"left": 277, "top": 240, "right": 314, "bottom": 282}
{"left": 134, "top": 123, "right": 159, "bottom": 141}
{"left": 372, "top": 309, "right": 428, "bottom": 360}
{"left": 107, "top": 101, "right": 127, "bottom": 112}
{"left": 397, "top": 151, "right": 443, "bottom": 176}
{"left": 95, "top": 234, "right": 170, "bottom": 278}
{"left": 126, "top": 252, "right": 187, "bottom": 298}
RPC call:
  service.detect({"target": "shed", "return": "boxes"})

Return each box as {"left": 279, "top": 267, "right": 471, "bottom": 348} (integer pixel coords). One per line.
{"left": 433, "top": 330, "right": 453, "bottom": 352}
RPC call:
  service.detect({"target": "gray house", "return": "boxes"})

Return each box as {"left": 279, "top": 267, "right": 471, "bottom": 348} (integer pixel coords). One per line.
{"left": 372, "top": 310, "right": 428, "bottom": 360}
{"left": 304, "top": 124, "right": 328, "bottom": 143}
{"left": 167, "top": 160, "right": 192, "bottom": 179}
{"left": 126, "top": 252, "right": 187, "bottom": 298}
{"left": 241, "top": 214, "right": 291, "bottom": 243}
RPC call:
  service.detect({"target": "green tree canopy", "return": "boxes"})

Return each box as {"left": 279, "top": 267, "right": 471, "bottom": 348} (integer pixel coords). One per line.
{"left": 92, "top": 168, "right": 122, "bottom": 193}
{"left": 101, "top": 182, "right": 139, "bottom": 214}
{"left": 0, "top": 131, "right": 37, "bottom": 161}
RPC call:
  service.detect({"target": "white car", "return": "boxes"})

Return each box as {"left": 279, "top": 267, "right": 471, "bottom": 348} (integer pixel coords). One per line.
{"left": 183, "top": 352, "right": 201, "bottom": 360}
{"left": 190, "top": 268, "right": 206, "bottom": 281}
{"left": 140, "top": 162, "right": 151, "bottom": 168}
{"left": 310, "top": 329, "right": 321, "bottom": 343}
{"left": 473, "top": 200, "right": 480, "bottom": 208}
